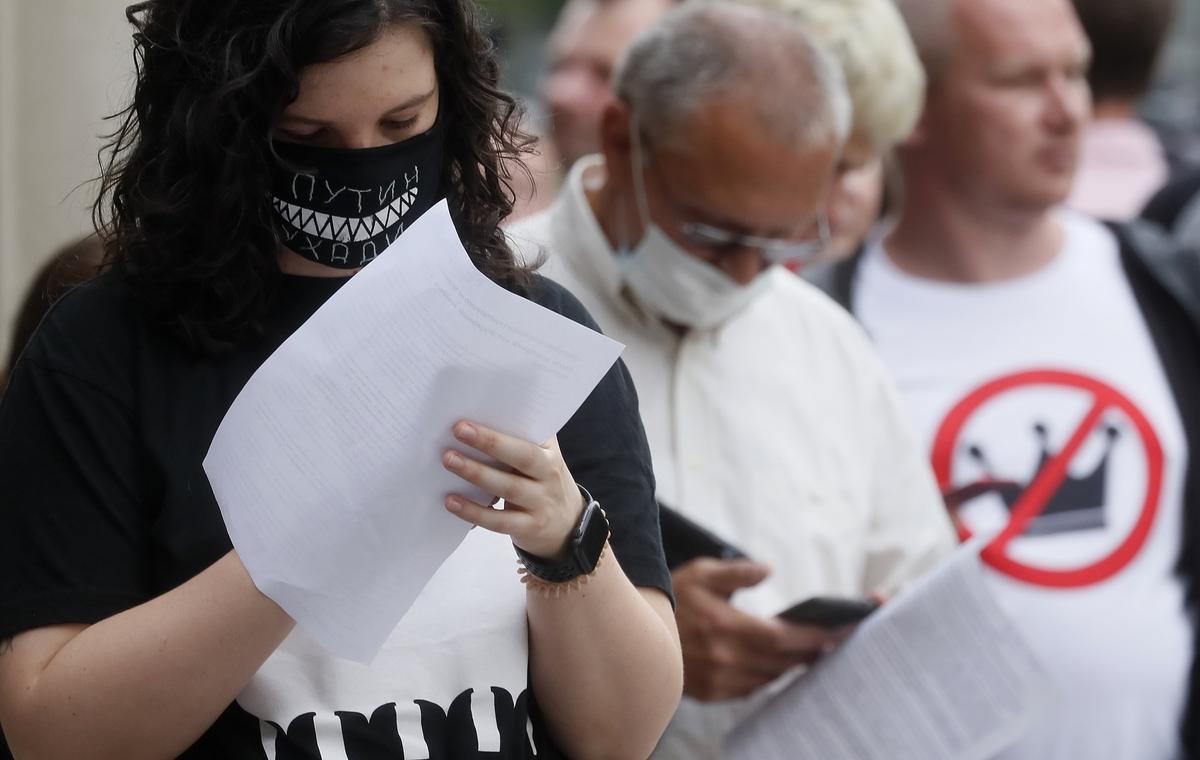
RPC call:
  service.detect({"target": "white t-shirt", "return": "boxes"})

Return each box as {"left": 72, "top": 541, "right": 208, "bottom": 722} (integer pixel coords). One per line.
{"left": 855, "top": 210, "right": 1191, "bottom": 759}
{"left": 507, "top": 156, "right": 956, "bottom": 760}
{"left": 240, "top": 528, "right": 531, "bottom": 759}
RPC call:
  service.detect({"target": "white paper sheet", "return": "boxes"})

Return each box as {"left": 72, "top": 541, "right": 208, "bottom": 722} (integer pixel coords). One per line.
{"left": 203, "top": 200, "right": 623, "bottom": 663}
{"left": 726, "top": 544, "right": 1051, "bottom": 760}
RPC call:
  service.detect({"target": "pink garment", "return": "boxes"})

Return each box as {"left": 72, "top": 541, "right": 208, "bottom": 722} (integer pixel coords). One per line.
{"left": 1069, "top": 118, "right": 1168, "bottom": 221}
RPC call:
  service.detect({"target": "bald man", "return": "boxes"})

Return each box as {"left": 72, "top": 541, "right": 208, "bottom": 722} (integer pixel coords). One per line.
{"left": 811, "top": 0, "right": 1200, "bottom": 755}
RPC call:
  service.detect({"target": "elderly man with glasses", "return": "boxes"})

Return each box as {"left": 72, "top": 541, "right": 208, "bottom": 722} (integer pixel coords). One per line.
{"left": 508, "top": 5, "right": 955, "bottom": 757}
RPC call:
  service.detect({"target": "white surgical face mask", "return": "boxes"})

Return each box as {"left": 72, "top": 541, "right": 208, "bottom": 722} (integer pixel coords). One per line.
{"left": 619, "top": 225, "right": 773, "bottom": 330}
{"left": 618, "top": 120, "right": 773, "bottom": 330}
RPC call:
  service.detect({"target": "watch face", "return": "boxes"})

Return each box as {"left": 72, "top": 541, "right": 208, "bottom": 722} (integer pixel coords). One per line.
{"left": 574, "top": 503, "right": 610, "bottom": 573}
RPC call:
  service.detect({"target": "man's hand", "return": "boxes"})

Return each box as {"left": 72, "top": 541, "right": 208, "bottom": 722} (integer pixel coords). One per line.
{"left": 673, "top": 558, "right": 838, "bottom": 702}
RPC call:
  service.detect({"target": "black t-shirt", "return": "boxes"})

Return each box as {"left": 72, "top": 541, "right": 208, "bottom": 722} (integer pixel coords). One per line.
{"left": 0, "top": 270, "right": 671, "bottom": 759}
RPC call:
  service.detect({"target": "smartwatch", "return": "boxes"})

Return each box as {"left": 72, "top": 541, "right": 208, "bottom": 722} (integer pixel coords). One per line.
{"left": 515, "top": 485, "right": 610, "bottom": 583}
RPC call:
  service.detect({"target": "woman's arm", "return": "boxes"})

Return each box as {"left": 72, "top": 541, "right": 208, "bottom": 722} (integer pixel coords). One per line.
{"left": 527, "top": 566, "right": 682, "bottom": 759}
{"left": 443, "top": 421, "right": 684, "bottom": 759}
{"left": 0, "top": 551, "right": 294, "bottom": 760}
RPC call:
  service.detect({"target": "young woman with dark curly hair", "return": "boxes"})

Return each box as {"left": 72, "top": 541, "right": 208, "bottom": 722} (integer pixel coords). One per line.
{"left": 0, "top": 2, "right": 683, "bottom": 758}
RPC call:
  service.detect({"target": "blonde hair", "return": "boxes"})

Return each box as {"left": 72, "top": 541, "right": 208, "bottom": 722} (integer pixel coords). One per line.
{"left": 734, "top": 0, "right": 927, "bottom": 152}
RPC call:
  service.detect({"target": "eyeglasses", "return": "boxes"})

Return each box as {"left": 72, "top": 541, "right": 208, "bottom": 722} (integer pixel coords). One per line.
{"left": 678, "top": 215, "right": 831, "bottom": 267}
{"left": 636, "top": 139, "right": 831, "bottom": 267}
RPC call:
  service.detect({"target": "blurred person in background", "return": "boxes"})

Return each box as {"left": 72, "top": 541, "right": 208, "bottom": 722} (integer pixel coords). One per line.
{"left": 505, "top": 0, "right": 677, "bottom": 222}
{"left": 1067, "top": 0, "right": 1176, "bottom": 220}
{"left": 499, "top": 110, "right": 561, "bottom": 223}
{"left": 505, "top": 0, "right": 676, "bottom": 222}
{"left": 541, "top": 0, "right": 676, "bottom": 173}
{"left": 1, "top": 235, "right": 104, "bottom": 394}
{"left": 1144, "top": 165, "right": 1200, "bottom": 248}
{"left": 507, "top": 5, "right": 955, "bottom": 758}
{"left": 811, "top": 0, "right": 1200, "bottom": 755}
{"left": 1140, "top": 0, "right": 1200, "bottom": 171}
{"left": 737, "top": 0, "right": 926, "bottom": 264}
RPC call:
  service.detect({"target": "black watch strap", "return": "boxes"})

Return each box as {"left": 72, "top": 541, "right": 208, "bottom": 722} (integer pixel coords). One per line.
{"left": 515, "top": 485, "right": 610, "bottom": 583}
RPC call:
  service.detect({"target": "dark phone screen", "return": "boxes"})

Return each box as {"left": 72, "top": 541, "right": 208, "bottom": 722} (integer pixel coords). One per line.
{"left": 777, "top": 596, "right": 878, "bottom": 628}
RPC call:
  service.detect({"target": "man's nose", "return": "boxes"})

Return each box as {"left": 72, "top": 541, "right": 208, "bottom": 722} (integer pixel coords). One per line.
{"left": 1044, "top": 75, "right": 1089, "bottom": 133}
{"left": 717, "top": 247, "right": 767, "bottom": 286}
{"left": 544, "top": 68, "right": 594, "bottom": 116}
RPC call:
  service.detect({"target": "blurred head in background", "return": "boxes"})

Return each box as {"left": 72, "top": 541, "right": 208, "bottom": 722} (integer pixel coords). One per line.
{"left": 894, "top": 0, "right": 1092, "bottom": 217}
{"left": 1073, "top": 0, "right": 1175, "bottom": 116}
{"left": 2, "top": 236, "right": 104, "bottom": 393}
{"left": 542, "top": 0, "right": 677, "bottom": 171}
{"left": 1067, "top": 0, "right": 1176, "bottom": 219}
{"left": 735, "top": 0, "right": 926, "bottom": 262}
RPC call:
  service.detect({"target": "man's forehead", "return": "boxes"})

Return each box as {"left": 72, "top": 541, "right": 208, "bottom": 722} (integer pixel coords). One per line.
{"left": 954, "top": 0, "right": 1089, "bottom": 66}
{"left": 652, "top": 100, "right": 838, "bottom": 232}
{"left": 549, "top": 0, "right": 673, "bottom": 62}
{"left": 666, "top": 95, "right": 837, "bottom": 160}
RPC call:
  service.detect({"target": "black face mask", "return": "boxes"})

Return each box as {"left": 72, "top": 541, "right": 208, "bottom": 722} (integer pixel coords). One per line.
{"left": 270, "top": 120, "right": 445, "bottom": 269}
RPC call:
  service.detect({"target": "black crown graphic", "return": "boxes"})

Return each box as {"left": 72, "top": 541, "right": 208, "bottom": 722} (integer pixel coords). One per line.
{"left": 963, "top": 421, "right": 1121, "bottom": 537}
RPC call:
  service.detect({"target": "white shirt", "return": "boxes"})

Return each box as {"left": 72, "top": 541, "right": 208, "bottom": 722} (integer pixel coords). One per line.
{"left": 855, "top": 210, "right": 1191, "bottom": 760}
{"left": 240, "top": 528, "right": 532, "bottom": 757}
{"left": 507, "top": 157, "right": 955, "bottom": 759}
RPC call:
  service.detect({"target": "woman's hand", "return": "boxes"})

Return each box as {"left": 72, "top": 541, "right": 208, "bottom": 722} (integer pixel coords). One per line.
{"left": 442, "top": 420, "right": 585, "bottom": 559}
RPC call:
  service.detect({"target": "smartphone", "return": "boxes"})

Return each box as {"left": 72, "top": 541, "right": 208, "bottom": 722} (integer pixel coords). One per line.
{"left": 659, "top": 503, "right": 748, "bottom": 570}
{"left": 776, "top": 596, "right": 878, "bottom": 628}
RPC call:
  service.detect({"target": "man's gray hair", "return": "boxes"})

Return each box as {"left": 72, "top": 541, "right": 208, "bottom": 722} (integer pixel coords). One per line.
{"left": 613, "top": 2, "right": 851, "bottom": 151}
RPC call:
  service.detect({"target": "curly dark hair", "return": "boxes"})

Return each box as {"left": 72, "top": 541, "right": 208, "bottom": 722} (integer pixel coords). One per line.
{"left": 94, "top": 0, "right": 534, "bottom": 354}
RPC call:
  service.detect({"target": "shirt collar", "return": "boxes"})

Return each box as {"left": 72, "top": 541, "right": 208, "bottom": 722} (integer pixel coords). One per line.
{"left": 551, "top": 155, "right": 660, "bottom": 325}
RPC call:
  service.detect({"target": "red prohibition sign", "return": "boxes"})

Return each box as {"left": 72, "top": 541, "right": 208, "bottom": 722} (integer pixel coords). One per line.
{"left": 931, "top": 369, "right": 1163, "bottom": 588}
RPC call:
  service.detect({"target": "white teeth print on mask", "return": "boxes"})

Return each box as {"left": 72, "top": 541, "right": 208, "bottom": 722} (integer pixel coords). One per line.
{"left": 617, "top": 116, "right": 773, "bottom": 330}
{"left": 270, "top": 119, "right": 445, "bottom": 269}
{"left": 273, "top": 186, "right": 418, "bottom": 243}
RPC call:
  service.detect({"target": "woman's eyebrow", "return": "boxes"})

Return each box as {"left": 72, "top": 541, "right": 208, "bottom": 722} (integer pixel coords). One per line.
{"left": 280, "top": 89, "right": 437, "bottom": 125}
{"left": 383, "top": 88, "right": 436, "bottom": 115}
